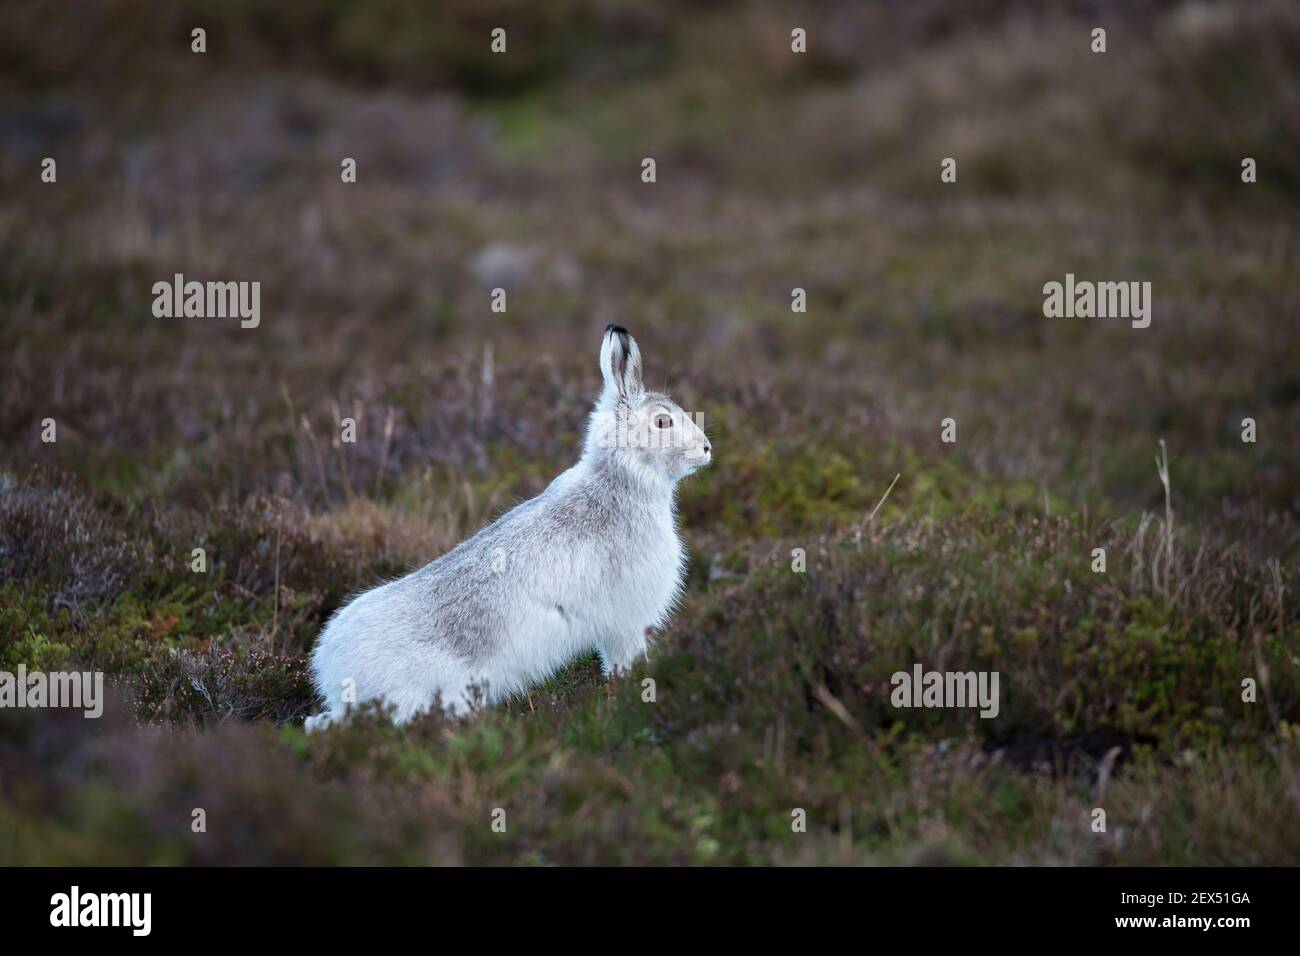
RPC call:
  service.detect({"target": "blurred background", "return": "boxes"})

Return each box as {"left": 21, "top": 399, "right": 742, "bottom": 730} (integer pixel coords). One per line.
{"left": 3, "top": 0, "right": 1298, "bottom": 523}
{"left": 1, "top": 0, "right": 1298, "bottom": 864}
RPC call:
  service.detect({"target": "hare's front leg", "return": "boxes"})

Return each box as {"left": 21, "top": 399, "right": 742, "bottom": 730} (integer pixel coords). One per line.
{"left": 596, "top": 628, "right": 649, "bottom": 677}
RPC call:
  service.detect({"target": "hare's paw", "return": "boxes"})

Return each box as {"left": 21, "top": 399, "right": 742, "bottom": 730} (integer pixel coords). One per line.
{"left": 597, "top": 633, "right": 648, "bottom": 677}
{"left": 304, "top": 711, "right": 338, "bottom": 733}
{"left": 596, "top": 648, "right": 616, "bottom": 678}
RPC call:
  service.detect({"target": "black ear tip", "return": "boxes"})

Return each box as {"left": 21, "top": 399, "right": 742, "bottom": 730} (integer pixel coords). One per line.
{"left": 605, "top": 324, "right": 629, "bottom": 337}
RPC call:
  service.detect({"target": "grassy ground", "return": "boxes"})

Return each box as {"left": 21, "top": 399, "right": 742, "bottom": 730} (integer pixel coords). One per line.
{"left": 2, "top": 0, "right": 1299, "bottom": 864}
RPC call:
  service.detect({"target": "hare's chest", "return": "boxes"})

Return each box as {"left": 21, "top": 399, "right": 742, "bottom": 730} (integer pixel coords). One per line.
{"left": 613, "top": 513, "right": 684, "bottom": 624}
{"left": 558, "top": 498, "right": 685, "bottom": 631}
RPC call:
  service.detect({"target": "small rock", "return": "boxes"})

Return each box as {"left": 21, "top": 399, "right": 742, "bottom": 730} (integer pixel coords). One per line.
{"left": 470, "top": 243, "right": 534, "bottom": 289}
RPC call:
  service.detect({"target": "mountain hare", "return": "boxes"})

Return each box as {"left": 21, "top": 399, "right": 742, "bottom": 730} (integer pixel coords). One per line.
{"left": 306, "top": 326, "right": 711, "bottom": 729}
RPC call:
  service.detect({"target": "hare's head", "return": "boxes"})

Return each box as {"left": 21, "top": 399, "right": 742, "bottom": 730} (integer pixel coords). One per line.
{"left": 585, "top": 325, "right": 711, "bottom": 485}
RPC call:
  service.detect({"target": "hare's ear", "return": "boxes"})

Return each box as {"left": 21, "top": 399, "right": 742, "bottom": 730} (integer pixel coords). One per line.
{"left": 599, "top": 324, "right": 643, "bottom": 401}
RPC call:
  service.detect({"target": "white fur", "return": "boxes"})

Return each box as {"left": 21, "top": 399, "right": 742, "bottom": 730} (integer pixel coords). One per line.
{"left": 306, "top": 326, "right": 710, "bottom": 729}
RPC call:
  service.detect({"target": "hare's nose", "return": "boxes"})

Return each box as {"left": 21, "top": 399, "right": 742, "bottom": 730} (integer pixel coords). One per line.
{"left": 703, "top": 441, "right": 711, "bottom": 453}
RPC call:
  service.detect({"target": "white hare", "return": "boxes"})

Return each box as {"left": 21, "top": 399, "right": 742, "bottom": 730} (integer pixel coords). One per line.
{"left": 306, "top": 325, "right": 711, "bottom": 729}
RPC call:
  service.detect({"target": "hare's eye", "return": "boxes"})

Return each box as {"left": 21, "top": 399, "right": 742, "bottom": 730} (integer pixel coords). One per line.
{"left": 654, "top": 413, "right": 673, "bottom": 429}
